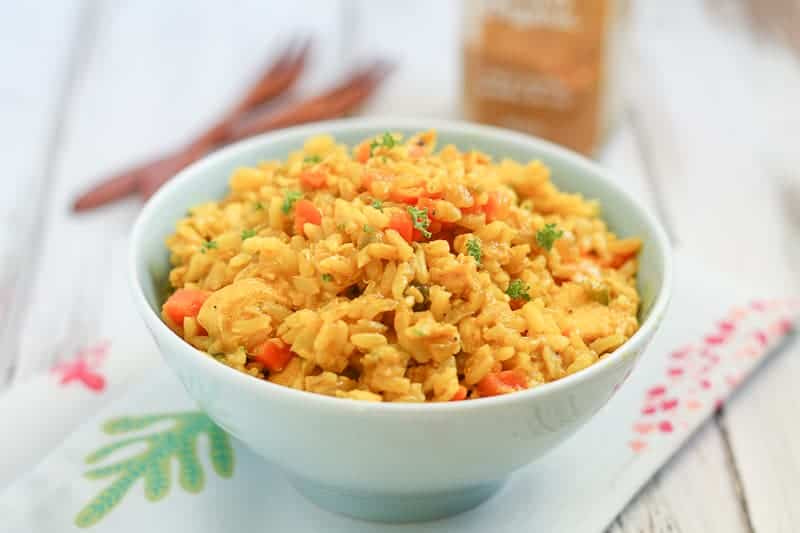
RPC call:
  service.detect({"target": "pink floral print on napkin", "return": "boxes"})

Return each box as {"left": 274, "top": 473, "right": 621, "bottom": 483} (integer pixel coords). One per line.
{"left": 52, "top": 341, "right": 110, "bottom": 392}
{"left": 629, "top": 300, "right": 798, "bottom": 453}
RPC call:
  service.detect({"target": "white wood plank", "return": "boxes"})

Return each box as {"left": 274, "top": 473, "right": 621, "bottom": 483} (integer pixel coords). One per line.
{"left": 0, "top": 2, "right": 85, "bottom": 388}
{"left": 11, "top": 0, "right": 345, "bottom": 382}
{"left": 632, "top": 2, "right": 800, "bottom": 531}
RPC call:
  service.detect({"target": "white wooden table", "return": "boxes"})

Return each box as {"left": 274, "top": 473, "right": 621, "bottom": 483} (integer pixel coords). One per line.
{"left": 2, "top": 2, "right": 799, "bottom": 531}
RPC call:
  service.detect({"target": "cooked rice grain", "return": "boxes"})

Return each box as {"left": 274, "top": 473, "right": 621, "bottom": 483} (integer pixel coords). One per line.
{"left": 162, "top": 130, "right": 642, "bottom": 402}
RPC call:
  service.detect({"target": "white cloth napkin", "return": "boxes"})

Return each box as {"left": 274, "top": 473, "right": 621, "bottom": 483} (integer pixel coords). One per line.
{"left": 0, "top": 251, "right": 796, "bottom": 532}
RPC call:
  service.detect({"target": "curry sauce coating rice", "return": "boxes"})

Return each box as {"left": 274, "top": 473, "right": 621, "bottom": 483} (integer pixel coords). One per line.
{"left": 161, "top": 130, "right": 642, "bottom": 402}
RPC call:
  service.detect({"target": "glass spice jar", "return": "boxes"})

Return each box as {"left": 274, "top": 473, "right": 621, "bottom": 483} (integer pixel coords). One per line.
{"left": 462, "top": 0, "right": 627, "bottom": 156}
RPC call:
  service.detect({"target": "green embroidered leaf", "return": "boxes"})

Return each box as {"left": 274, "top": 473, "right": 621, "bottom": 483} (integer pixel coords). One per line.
{"left": 75, "top": 467, "right": 141, "bottom": 528}
{"left": 84, "top": 458, "right": 139, "bottom": 479}
{"left": 75, "top": 411, "right": 234, "bottom": 528}
{"left": 144, "top": 456, "right": 171, "bottom": 502}
{"left": 176, "top": 437, "right": 204, "bottom": 492}
{"left": 102, "top": 414, "right": 172, "bottom": 435}
{"left": 86, "top": 436, "right": 148, "bottom": 464}
{"left": 208, "top": 425, "right": 235, "bottom": 478}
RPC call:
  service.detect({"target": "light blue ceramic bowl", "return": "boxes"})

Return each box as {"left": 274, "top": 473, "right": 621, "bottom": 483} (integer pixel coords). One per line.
{"left": 130, "top": 118, "right": 672, "bottom": 523}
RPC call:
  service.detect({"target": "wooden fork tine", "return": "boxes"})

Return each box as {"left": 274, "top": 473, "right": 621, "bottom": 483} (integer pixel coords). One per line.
{"left": 229, "top": 70, "right": 371, "bottom": 138}
{"left": 234, "top": 36, "right": 311, "bottom": 112}
{"left": 73, "top": 37, "right": 311, "bottom": 212}
{"left": 139, "top": 59, "right": 393, "bottom": 201}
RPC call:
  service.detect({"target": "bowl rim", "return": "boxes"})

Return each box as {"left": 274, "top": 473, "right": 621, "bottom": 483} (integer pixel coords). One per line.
{"left": 130, "top": 117, "right": 673, "bottom": 413}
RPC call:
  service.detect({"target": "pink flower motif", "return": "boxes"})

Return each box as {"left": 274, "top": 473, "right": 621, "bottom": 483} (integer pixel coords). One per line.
{"left": 647, "top": 385, "right": 666, "bottom": 397}
{"left": 704, "top": 334, "right": 727, "bottom": 345}
{"left": 770, "top": 319, "right": 793, "bottom": 336}
{"left": 658, "top": 420, "right": 674, "bottom": 433}
{"left": 52, "top": 341, "right": 110, "bottom": 392}
{"left": 755, "top": 331, "right": 768, "bottom": 347}
{"left": 661, "top": 398, "right": 679, "bottom": 411}
{"left": 670, "top": 346, "right": 693, "bottom": 359}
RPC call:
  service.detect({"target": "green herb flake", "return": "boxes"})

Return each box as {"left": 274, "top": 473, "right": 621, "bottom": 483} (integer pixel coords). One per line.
{"left": 336, "top": 222, "right": 346, "bottom": 232}
{"left": 412, "top": 327, "right": 426, "bottom": 337}
{"left": 363, "top": 224, "right": 374, "bottom": 233}
{"left": 321, "top": 273, "right": 333, "bottom": 282}
{"left": 406, "top": 206, "right": 432, "bottom": 239}
{"left": 536, "top": 223, "right": 564, "bottom": 251}
{"left": 371, "top": 199, "right": 384, "bottom": 211}
{"left": 241, "top": 228, "right": 257, "bottom": 240}
{"left": 303, "top": 155, "right": 322, "bottom": 164}
{"left": 369, "top": 132, "right": 397, "bottom": 156}
{"left": 200, "top": 240, "right": 218, "bottom": 253}
{"left": 506, "top": 279, "right": 531, "bottom": 302}
{"left": 466, "top": 237, "right": 482, "bottom": 264}
{"left": 254, "top": 201, "right": 264, "bottom": 211}
{"left": 281, "top": 191, "right": 303, "bottom": 214}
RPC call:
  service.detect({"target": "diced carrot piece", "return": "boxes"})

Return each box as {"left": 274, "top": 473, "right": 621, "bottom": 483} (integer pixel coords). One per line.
{"left": 299, "top": 170, "right": 327, "bottom": 189}
{"left": 163, "top": 289, "right": 210, "bottom": 325}
{"left": 294, "top": 199, "right": 322, "bottom": 233}
{"left": 423, "top": 190, "right": 443, "bottom": 200}
{"left": 476, "top": 370, "right": 528, "bottom": 397}
{"left": 388, "top": 211, "right": 414, "bottom": 242}
{"left": 509, "top": 299, "right": 525, "bottom": 311}
{"left": 416, "top": 198, "right": 438, "bottom": 219}
{"left": 252, "top": 339, "right": 294, "bottom": 372}
{"left": 483, "top": 192, "right": 510, "bottom": 223}
{"left": 362, "top": 172, "right": 374, "bottom": 190}
{"left": 450, "top": 386, "right": 468, "bottom": 401}
{"left": 460, "top": 201, "right": 483, "bottom": 215}
{"left": 356, "top": 142, "right": 371, "bottom": 163}
{"left": 604, "top": 252, "right": 636, "bottom": 269}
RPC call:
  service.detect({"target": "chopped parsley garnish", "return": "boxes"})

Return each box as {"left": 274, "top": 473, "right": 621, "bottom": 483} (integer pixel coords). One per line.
{"left": 371, "top": 199, "right": 384, "bottom": 211}
{"left": 506, "top": 279, "right": 531, "bottom": 301}
{"left": 466, "top": 237, "right": 482, "bottom": 264}
{"left": 281, "top": 191, "right": 303, "bottom": 214}
{"left": 241, "top": 228, "right": 257, "bottom": 240}
{"left": 369, "top": 132, "right": 397, "bottom": 155}
{"left": 412, "top": 327, "right": 426, "bottom": 337}
{"left": 303, "top": 155, "right": 322, "bottom": 164}
{"left": 406, "top": 206, "right": 432, "bottom": 239}
{"left": 336, "top": 222, "right": 346, "bottom": 232}
{"left": 200, "top": 240, "right": 218, "bottom": 253}
{"left": 363, "top": 224, "right": 374, "bottom": 233}
{"left": 254, "top": 201, "right": 264, "bottom": 210}
{"left": 536, "top": 223, "right": 564, "bottom": 251}
{"left": 321, "top": 273, "right": 333, "bottom": 282}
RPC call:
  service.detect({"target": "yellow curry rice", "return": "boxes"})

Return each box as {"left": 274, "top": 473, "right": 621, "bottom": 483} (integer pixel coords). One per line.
{"left": 162, "top": 130, "right": 642, "bottom": 402}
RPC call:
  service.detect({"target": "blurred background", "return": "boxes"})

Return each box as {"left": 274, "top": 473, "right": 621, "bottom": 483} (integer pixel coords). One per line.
{"left": 1, "top": 1, "right": 799, "bottom": 531}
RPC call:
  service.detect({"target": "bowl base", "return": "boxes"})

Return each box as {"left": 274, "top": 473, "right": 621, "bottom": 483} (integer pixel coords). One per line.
{"left": 290, "top": 476, "right": 505, "bottom": 523}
